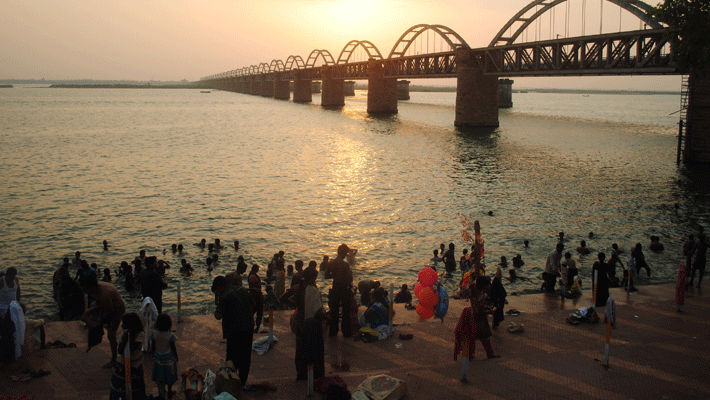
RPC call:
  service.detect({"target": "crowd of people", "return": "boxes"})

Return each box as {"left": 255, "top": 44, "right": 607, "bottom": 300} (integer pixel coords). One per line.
{"left": 24, "top": 239, "right": 396, "bottom": 398}
{"left": 2, "top": 222, "right": 707, "bottom": 398}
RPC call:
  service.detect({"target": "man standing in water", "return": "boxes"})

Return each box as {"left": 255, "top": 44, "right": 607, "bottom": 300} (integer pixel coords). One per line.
{"left": 325, "top": 244, "right": 353, "bottom": 337}
{"left": 542, "top": 243, "right": 564, "bottom": 293}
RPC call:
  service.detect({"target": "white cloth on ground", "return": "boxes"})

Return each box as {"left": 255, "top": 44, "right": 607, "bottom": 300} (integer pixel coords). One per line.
{"left": 10, "top": 301, "right": 25, "bottom": 360}
{"left": 252, "top": 335, "right": 278, "bottom": 355}
{"left": 375, "top": 324, "right": 392, "bottom": 340}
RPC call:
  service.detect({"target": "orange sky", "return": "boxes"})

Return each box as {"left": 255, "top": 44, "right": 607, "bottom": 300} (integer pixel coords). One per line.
{"left": 1, "top": 0, "right": 678, "bottom": 90}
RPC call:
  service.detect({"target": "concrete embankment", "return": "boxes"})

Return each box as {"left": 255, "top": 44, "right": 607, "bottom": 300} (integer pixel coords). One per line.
{"left": 2, "top": 283, "right": 708, "bottom": 399}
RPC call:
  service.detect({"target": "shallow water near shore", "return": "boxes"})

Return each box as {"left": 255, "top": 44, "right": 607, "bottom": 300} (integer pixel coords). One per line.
{"left": 1, "top": 86, "right": 709, "bottom": 320}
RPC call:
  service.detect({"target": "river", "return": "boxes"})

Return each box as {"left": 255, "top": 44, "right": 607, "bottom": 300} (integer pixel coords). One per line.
{"left": 1, "top": 85, "right": 708, "bottom": 320}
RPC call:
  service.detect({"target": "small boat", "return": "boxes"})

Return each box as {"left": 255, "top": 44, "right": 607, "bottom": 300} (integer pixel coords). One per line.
{"left": 200, "top": 90, "right": 211, "bottom": 93}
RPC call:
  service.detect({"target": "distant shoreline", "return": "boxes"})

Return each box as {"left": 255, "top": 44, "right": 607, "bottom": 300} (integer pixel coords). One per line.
{"left": 1, "top": 81, "right": 679, "bottom": 95}
{"left": 48, "top": 83, "right": 201, "bottom": 89}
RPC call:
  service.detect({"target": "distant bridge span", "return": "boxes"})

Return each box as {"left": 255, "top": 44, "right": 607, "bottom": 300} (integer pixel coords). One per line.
{"left": 200, "top": 0, "right": 710, "bottom": 163}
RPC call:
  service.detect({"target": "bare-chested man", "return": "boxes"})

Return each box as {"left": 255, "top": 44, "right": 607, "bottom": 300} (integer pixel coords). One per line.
{"left": 325, "top": 244, "right": 354, "bottom": 337}
{"left": 81, "top": 274, "right": 126, "bottom": 368}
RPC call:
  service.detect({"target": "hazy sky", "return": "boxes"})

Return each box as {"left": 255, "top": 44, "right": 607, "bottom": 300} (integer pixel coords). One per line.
{"left": 1, "top": 0, "right": 679, "bottom": 90}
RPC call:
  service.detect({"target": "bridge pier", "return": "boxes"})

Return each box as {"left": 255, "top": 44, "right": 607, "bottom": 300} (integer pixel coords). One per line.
{"left": 247, "top": 76, "right": 256, "bottom": 95}
{"left": 312, "top": 81, "right": 321, "bottom": 94}
{"left": 684, "top": 72, "right": 710, "bottom": 164}
{"left": 455, "top": 49, "right": 499, "bottom": 128}
{"left": 398, "top": 80, "right": 410, "bottom": 100}
{"left": 293, "top": 71, "right": 312, "bottom": 103}
{"left": 258, "top": 76, "right": 265, "bottom": 96}
{"left": 321, "top": 66, "right": 345, "bottom": 107}
{"left": 239, "top": 77, "right": 247, "bottom": 94}
{"left": 498, "top": 79, "right": 514, "bottom": 108}
{"left": 367, "top": 60, "right": 398, "bottom": 114}
{"left": 262, "top": 75, "right": 273, "bottom": 97}
{"left": 273, "top": 73, "right": 290, "bottom": 100}
{"left": 344, "top": 81, "right": 356, "bottom": 96}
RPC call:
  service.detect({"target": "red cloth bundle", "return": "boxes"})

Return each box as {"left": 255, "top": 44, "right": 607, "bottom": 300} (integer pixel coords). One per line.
{"left": 454, "top": 307, "right": 476, "bottom": 360}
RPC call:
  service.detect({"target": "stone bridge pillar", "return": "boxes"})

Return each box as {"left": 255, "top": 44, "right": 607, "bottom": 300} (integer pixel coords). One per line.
{"left": 344, "top": 81, "right": 356, "bottom": 96}
{"left": 252, "top": 76, "right": 262, "bottom": 96}
{"left": 398, "top": 80, "right": 410, "bottom": 100}
{"left": 238, "top": 77, "right": 246, "bottom": 94}
{"left": 321, "top": 66, "right": 345, "bottom": 107}
{"left": 245, "top": 76, "right": 254, "bottom": 95}
{"left": 293, "top": 70, "right": 313, "bottom": 103}
{"left": 684, "top": 71, "right": 710, "bottom": 163}
{"left": 455, "top": 48, "right": 499, "bottom": 127}
{"left": 367, "top": 60, "right": 398, "bottom": 114}
{"left": 273, "top": 72, "right": 290, "bottom": 100}
{"left": 498, "top": 79, "right": 514, "bottom": 108}
{"left": 262, "top": 75, "right": 273, "bottom": 97}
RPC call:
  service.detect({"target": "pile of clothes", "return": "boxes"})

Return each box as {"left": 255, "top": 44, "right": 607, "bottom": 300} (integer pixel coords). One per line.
{"left": 566, "top": 306, "right": 600, "bottom": 325}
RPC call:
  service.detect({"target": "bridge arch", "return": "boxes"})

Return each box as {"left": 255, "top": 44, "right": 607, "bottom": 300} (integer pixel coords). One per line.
{"left": 248, "top": 65, "right": 259, "bottom": 75}
{"left": 258, "top": 63, "right": 270, "bottom": 74}
{"left": 305, "top": 49, "right": 336, "bottom": 68}
{"left": 489, "top": 0, "right": 664, "bottom": 47}
{"left": 270, "top": 59, "right": 285, "bottom": 72}
{"left": 337, "top": 40, "right": 383, "bottom": 64}
{"left": 285, "top": 55, "right": 306, "bottom": 70}
{"left": 388, "top": 24, "right": 470, "bottom": 58}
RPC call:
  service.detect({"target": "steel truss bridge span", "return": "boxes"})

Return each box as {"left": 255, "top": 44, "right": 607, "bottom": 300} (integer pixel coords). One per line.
{"left": 214, "top": 28, "right": 673, "bottom": 83}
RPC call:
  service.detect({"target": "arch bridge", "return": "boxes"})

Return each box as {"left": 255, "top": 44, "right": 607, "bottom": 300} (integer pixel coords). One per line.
{"left": 201, "top": 1, "right": 709, "bottom": 163}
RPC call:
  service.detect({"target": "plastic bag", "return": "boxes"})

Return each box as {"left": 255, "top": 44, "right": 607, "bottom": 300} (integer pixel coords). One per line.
{"left": 215, "top": 392, "right": 237, "bottom": 400}
{"left": 252, "top": 335, "right": 278, "bottom": 355}
{"left": 203, "top": 369, "right": 217, "bottom": 400}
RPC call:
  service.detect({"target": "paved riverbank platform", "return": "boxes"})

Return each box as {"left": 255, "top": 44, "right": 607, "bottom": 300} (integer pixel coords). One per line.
{"left": 2, "top": 283, "right": 708, "bottom": 399}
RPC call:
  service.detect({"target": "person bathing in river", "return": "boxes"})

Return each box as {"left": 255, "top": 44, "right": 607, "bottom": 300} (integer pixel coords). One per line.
{"left": 561, "top": 252, "right": 577, "bottom": 290}
{"left": 631, "top": 243, "right": 651, "bottom": 277}
{"left": 542, "top": 243, "right": 564, "bottom": 293}
{"left": 576, "top": 240, "right": 591, "bottom": 255}
{"left": 443, "top": 243, "right": 457, "bottom": 275}
{"left": 430, "top": 250, "right": 443, "bottom": 267}
{"left": 347, "top": 248, "right": 358, "bottom": 266}
{"left": 506, "top": 269, "right": 531, "bottom": 283}
{"left": 649, "top": 235, "right": 664, "bottom": 252}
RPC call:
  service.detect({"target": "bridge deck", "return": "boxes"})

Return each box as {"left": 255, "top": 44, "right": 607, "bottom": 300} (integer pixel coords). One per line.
{"left": 2, "top": 283, "right": 708, "bottom": 399}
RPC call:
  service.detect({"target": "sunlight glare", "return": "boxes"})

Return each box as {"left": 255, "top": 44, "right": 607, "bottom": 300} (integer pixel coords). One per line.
{"left": 329, "top": 0, "right": 384, "bottom": 27}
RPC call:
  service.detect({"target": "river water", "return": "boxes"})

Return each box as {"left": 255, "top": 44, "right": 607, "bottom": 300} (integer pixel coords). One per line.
{"left": 1, "top": 85, "right": 708, "bottom": 321}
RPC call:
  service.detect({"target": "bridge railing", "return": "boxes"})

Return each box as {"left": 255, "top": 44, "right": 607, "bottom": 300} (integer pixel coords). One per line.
{"left": 473, "top": 28, "right": 674, "bottom": 76}
{"left": 382, "top": 52, "right": 458, "bottom": 79}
